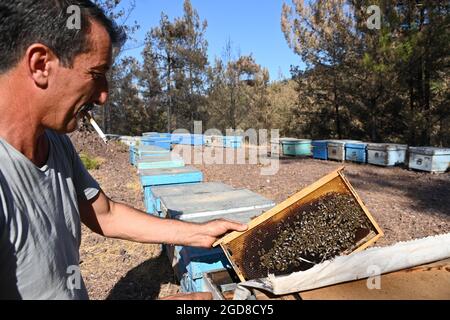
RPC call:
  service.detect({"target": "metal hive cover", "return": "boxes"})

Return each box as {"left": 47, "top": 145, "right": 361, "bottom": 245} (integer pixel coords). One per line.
{"left": 367, "top": 143, "right": 408, "bottom": 151}
{"left": 151, "top": 182, "right": 234, "bottom": 199}
{"left": 214, "top": 167, "right": 383, "bottom": 282}
{"left": 139, "top": 166, "right": 200, "bottom": 176}
{"left": 161, "top": 189, "right": 275, "bottom": 220}
{"left": 408, "top": 146, "right": 450, "bottom": 156}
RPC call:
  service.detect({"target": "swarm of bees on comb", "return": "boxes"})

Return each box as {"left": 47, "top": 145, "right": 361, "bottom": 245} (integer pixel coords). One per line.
{"left": 242, "top": 192, "right": 375, "bottom": 279}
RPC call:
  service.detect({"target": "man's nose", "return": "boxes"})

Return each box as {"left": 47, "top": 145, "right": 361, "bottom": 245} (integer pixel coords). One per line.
{"left": 94, "top": 80, "right": 109, "bottom": 105}
{"left": 94, "top": 90, "right": 109, "bottom": 105}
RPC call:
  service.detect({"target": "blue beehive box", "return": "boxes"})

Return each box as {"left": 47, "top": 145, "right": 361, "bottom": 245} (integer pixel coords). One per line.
{"left": 165, "top": 207, "right": 269, "bottom": 292}
{"left": 179, "top": 134, "right": 192, "bottom": 145}
{"left": 170, "top": 134, "right": 182, "bottom": 144}
{"left": 135, "top": 152, "right": 172, "bottom": 164}
{"left": 179, "top": 254, "right": 231, "bottom": 293}
{"left": 139, "top": 166, "right": 202, "bottom": 186}
{"left": 166, "top": 245, "right": 227, "bottom": 281}
{"left": 157, "top": 133, "right": 171, "bottom": 139}
{"left": 139, "top": 167, "right": 203, "bottom": 214}
{"left": 178, "top": 247, "right": 229, "bottom": 279}
{"left": 180, "top": 274, "right": 208, "bottom": 293}
{"left": 230, "top": 141, "right": 241, "bottom": 148}
{"left": 345, "top": 142, "right": 368, "bottom": 163}
{"left": 149, "top": 182, "right": 234, "bottom": 215}
{"left": 141, "top": 136, "right": 171, "bottom": 150}
{"left": 312, "top": 140, "right": 329, "bottom": 160}
{"left": 367, "top": 143, "right": 408, "bottom": 167}
{"left": 164, "top": 211, "right": 269, "bottom": 290}
{"left": 180, "top": 274, "right": 197, "bottom": 292}
{"left": 142, "top": 132, "right": 158, "bottom": 136}
{"left": 171, "top": 133, "right": 193, "bottom": 145}
{"left": 223, "top": 136, "right": 243, "bottom": 148}
{"left": 164, "top": 209, "right": 264, "bottom": 272}
{"left": 143, "top": 132, "right": 171, "bottom": 138}
{"left": 191, "top": 134, "right": 205, "bottom": 146}
{"left": 408, "top": 147, "right": 450, "bottom": 173}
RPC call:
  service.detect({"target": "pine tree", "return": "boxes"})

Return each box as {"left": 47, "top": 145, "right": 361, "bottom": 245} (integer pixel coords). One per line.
{"left": 141, "top": 0, "right": 209, "bottom": 132}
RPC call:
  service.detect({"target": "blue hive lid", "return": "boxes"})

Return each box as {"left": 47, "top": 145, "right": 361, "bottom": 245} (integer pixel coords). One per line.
{"left": 328, "top": 140, "right": 361, "bottom": 147}
{"left": 312, "top": 140, "right": 329, "bottom": 146}
{"left": 280, "top": 138, "right": 311, "bottom": 144}
{"left": 346, "top": 142, "right": 367, "bottom": 149}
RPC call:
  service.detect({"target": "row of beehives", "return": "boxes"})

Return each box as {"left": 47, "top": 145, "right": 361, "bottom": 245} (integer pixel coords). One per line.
{"left": 272, "top": 139, "right": 450, "bottom": 173}
{"left": 130, "top": 143, "right": 275, "bottom": 293}
{"left": 133, "top": 132, "right": 244, "bottom": 148}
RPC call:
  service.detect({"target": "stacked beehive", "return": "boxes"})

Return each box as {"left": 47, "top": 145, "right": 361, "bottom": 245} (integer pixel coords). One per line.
{"left": 128, "top": 132, "right": 275, "bottom": 292}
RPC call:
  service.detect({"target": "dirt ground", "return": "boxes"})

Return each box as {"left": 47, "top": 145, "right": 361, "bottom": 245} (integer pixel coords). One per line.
{"left": 69, "top": 131, "right": 450, "bottom": 300}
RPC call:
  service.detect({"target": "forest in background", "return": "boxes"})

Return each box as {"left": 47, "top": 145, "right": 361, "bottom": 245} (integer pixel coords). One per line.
{"left": 93, "top": 0, "right": 449, "bottom": 147}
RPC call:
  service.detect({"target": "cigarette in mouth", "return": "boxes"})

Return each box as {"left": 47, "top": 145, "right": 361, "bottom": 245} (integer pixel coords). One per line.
{"left": 84, "top": 111, "right": 108, "bottom": 144}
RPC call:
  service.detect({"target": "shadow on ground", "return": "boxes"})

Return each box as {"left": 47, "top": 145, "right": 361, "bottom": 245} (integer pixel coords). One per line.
{"left": 106, "top": 251, "right": 177, "bottom": 300}
{"left": 346, "top": 168, "right": 450, "bottom": 217}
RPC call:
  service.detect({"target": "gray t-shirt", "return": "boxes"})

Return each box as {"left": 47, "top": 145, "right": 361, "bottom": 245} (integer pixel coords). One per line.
{"left": 0, "top": 130, "right": 100, "bottom": 299}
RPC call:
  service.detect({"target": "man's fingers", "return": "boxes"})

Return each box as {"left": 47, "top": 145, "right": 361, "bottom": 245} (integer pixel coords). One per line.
{"left": 191, "top": 292, "right": 213, "bottom": 300}
{"left": 221, "top": 220, "right": 248, "bottom": 232}
{"left": 160, "top": 292, "right": 213, "bottom": 300}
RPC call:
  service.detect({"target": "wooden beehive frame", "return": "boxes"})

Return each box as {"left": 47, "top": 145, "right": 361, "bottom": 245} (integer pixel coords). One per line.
{"left": 214, "top": 167, "right": 384, "bottom": 282}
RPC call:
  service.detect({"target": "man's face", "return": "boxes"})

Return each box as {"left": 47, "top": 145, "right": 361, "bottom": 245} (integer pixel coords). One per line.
{"left": 43, "top": 20, "right": 113, "bottom": 133}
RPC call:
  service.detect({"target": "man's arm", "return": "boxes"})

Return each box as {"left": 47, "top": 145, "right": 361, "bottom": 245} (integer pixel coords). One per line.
{"left": 78, "top": 189, "right": 247, "bottom": 248}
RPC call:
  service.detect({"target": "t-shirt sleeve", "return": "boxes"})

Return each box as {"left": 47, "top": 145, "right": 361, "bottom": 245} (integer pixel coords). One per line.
{"left": 0, "top": 186, "right": 4, "bottom": 235}
{"left": 72, "top": 151, "right": 101, "bottom": 201}
{"left": 0, "top": 175, "right": 9, "bottom": 234}
{"left": 62, "top": 135, "right": 101, "bottom": 201}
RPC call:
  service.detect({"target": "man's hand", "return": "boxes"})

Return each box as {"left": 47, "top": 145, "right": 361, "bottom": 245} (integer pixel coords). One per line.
{"left": 159, "top": 292, "right": 213, "bottom": 300}
{"left": 190, "top": 219, "right": 248, "bottom": 248}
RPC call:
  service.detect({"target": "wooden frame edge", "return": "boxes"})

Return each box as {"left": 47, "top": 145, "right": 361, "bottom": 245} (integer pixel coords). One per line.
{"left": 338, "top": 171, "right": 384, "bottom": 240}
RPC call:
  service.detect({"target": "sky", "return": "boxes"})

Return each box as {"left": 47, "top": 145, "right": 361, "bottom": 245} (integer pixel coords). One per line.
{"left": 118, "top": 0, "right": 304, "bottom": 81}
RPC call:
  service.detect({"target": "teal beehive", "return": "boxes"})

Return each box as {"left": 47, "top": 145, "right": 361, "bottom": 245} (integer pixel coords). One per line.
{"left": 280, "top": 138, "right": 312, "bottom": 156}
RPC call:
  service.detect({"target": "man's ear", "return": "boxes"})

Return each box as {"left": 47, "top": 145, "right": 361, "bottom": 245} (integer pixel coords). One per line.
{"left": 26, "top": 44, "right": 57, "bottom": 89}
